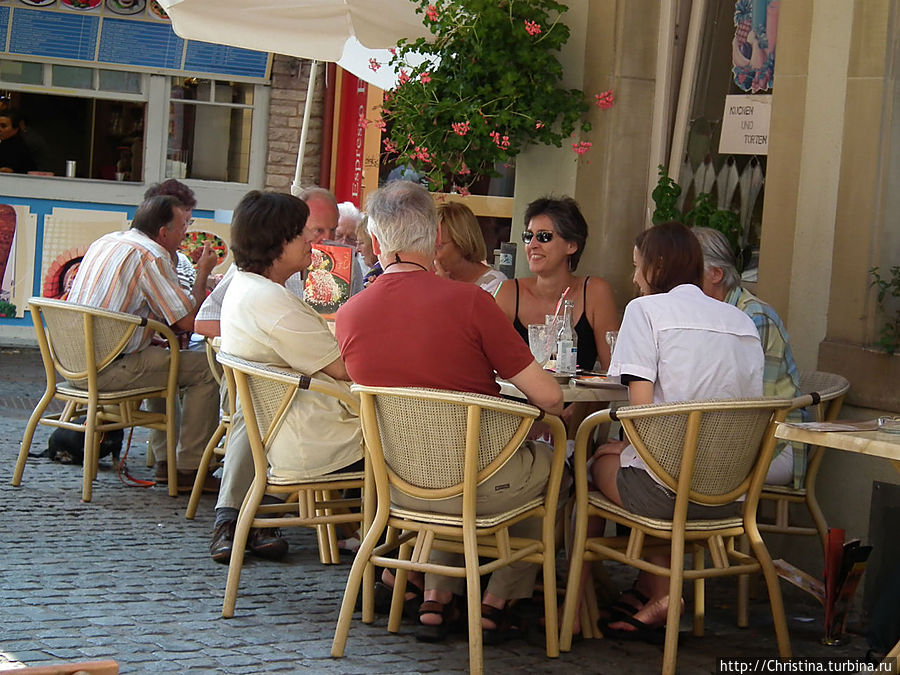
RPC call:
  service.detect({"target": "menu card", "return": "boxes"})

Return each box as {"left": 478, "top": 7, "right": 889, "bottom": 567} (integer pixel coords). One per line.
{"left": 304, "top": 243, "right": 354, "bottom": 320}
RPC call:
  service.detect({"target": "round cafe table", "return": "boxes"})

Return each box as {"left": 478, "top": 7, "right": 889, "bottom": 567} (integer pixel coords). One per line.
{"left": 497, "top": 374, "right": 628, "bottom": 403}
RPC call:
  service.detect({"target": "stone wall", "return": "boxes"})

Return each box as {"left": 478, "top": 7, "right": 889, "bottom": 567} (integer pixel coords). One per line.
{"left": 265, "top": 55, "right": 326, "bottom": 192}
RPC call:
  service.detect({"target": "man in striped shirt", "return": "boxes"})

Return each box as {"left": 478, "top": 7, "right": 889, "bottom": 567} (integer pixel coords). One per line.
{"left": 67, "top": 195, "right": 220, "bottom": 491}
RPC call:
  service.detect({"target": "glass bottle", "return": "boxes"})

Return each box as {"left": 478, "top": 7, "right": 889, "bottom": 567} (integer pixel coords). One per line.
{"left": 556, "top": 300, "right": 578, "bottom": 376}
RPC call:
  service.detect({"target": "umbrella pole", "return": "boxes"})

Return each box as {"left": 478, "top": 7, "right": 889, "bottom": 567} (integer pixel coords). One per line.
{"left": 291, "top": 60, "right": 318, "bottom": 197}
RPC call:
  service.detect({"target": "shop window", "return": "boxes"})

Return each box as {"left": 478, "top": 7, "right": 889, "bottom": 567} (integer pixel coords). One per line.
{"left": 99, "top": 70, "right": 142, "bottom": 94}
{"left": 52, "top": 65, "right": 94, "bottom": 90}
{"left": 168, "top": 78, "right": 253, "bottom": 183}
{"left": 0, "top": 60, "right": 42, "bottom": 85}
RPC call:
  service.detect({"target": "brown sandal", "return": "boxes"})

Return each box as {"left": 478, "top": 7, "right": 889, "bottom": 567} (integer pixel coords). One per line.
{"left": 415, "top": 598, "right": 460, "bottom": 643}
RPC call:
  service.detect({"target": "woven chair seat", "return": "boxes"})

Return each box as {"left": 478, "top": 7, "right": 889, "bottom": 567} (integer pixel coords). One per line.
{"left": 268, "top": 470, "right": 366, "bottom": 486}
{"left": 56, "top": 383, "right": 168, "bottom": 399}
{"left": 761, "top": 484, "right": 806, "bottom": 497}
{"left": 587, "top": 490, "right": 743, "bottom": 531}
{"left": 390, "top": 496, "right": 544, "bottom": 528}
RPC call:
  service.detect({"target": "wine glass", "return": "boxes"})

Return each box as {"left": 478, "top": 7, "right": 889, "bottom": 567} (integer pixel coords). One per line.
{"left": 605, "top": 330, "right": 619, "bottom": 361}
{"left": 528, "top": 324, "right": 551, "bottom": 367}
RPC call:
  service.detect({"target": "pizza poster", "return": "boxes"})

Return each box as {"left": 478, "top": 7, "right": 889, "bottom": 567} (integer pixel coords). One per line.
{"left": 304, "top": 243, "right": 353, "bottom": 319}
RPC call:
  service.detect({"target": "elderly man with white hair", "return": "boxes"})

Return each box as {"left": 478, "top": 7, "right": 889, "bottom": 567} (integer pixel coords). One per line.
{"left": 335, "top": 180, "right": 564, "bottom": 644}
{"left": 693, "top": 226, "right": 802, "bottom": 485}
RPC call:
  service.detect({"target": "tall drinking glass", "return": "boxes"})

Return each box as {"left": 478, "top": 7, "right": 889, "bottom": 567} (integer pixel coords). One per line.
{"left": 528, "top": 324, "right": 551, "bottom": 367}
{"left": 605, "top": 330, "right": 619, "bottom": 362}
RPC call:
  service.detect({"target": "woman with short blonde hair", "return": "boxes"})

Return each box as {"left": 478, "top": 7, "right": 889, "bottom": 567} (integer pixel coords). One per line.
{"left": 434, "top": 202, "right": 506, "bottom": 293}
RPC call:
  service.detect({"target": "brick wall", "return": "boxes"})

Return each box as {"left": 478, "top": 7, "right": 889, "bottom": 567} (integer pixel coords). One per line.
{"left": 265, "top": 54, "right": 326, "bottom": 192}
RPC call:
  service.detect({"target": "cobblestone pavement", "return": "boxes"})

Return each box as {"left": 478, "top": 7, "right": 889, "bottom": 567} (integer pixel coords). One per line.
{"left": 0, "top": 347, "right": 872, "bottom": 674}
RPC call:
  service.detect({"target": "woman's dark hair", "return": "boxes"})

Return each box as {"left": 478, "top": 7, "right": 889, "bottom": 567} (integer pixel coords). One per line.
{"left": 0, "top": 108, "right": 23, "bottom": 127}
{"left": 144, "top": 179, "right": 197, "bottom": 209}
{"left": 634, "top": 221, "right": 704, "bottom": 294}
{"left": 131, "top": 195, "right": 184, "bottom": 238}
{"left": 231, "top": 191, "right": 309, "bottom": 275}
{"left": 523, "top": 195, "right": 588, "bottom": 270}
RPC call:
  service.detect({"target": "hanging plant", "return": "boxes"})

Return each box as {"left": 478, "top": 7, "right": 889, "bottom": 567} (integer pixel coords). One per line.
{"left": 376, "top": 0, "right": 604, "bottom": 193}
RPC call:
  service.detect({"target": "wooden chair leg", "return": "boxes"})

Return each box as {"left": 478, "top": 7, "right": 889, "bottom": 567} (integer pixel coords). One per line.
{"left": 693, "top": 544, "right": 705, "bottom": 637}
{"left": 186, "top": 421, "right": 225, "bottom": 519}
{"left": 748, "top": 529, "right": 792, "bottom": 658}
{"left": 737, "top": 535, "right": 750, "bottom": 628}
{"left": 165, "top": 396, "right": 178, "bottom": 497}
{"left": 332, "top": 515, "right": 387, "bottom": 658}
{"left": 81, "top": 403, "right": 98, "bottom": 503}
{"left": 661, "top": 535, "right": 686, "bottom": 675}
{"left": 12, "top": 391, "right": 54, "bottom": 486}
{"left": 463, "top": 524, "right": 484, "bottom": 675}
{"left": 222, "top": 481, "right": 265, "bottom": 618}
{"left": 541, "top": 518, "right": 559, "bottom": 658}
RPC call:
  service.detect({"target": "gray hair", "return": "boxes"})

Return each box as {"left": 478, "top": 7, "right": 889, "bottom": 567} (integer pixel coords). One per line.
{"left": 337, "top": 201, "right": 362, "bottom": 225}
{"left": 693, "top": 227, "right": 741, "bottom": 292}
{"left": 365, "top": 181, "right": 437, "bottom": 258}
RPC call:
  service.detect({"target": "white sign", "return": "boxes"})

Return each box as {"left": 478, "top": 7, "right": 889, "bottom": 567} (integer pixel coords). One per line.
{"left": 718, "top": 94, "right": 772, "bottom": 155}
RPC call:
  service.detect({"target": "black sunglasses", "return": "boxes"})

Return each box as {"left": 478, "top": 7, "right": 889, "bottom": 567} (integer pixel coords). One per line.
{"left": 521, "top": 230, "right": 554, "bottom": 244}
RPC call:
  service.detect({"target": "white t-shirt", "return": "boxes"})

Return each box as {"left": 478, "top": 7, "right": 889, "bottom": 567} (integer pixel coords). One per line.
{"left": 220, "top": 270, "right": 362, "bottom": 481}
{"left": 608, "top": 283, "right": 764, "bottom": 475}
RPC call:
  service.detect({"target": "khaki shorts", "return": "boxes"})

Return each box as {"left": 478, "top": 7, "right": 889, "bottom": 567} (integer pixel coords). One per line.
{"left": 616, "top": 467, "right": 740, "bottom": 520}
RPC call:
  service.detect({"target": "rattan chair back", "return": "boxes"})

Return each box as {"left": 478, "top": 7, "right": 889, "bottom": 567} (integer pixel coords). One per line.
{"left": 31, "top": 297, "right": 143, "bottom": 382}
{"left": 618, "top": 398, "right": 796, "bottom": 504}
{"left": 798, "top": 371, "right": 849, "bottom": 421}
{"left": 352, "top": 385, "right": 539, "bottom": 499}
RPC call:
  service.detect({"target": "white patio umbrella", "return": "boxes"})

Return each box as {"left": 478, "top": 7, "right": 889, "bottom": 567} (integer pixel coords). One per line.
{"left": 158, "top": 0, "right": 432, "bottom": 193}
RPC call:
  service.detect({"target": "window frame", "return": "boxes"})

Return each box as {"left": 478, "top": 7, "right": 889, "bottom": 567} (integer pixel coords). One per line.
{"left": 0, "top": 59, "right": 269, "bottom": 188}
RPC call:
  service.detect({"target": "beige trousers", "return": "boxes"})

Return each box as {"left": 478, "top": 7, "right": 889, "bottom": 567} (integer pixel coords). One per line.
{"left": 391, "top": 440, "right": 557, "bottom": 601}
{"left": 78, "top": 345, "right": 219, "bottom": 471}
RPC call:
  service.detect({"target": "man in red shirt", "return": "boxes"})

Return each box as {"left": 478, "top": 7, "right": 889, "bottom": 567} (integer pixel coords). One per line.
{"left": 336, "top": 181, "right": 563, "bottom": 642}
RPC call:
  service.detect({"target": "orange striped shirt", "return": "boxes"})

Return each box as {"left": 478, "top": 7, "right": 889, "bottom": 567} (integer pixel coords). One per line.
{"left": 67, "top": 229, "right": 194, "bottom": 353}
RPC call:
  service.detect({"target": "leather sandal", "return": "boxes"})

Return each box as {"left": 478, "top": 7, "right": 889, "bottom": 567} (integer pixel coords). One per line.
{"left": 599, "top": 586, "right": 650, "bottom": 626}
{"left": 415, "top": 598, "right": 460, "bottom": 643}
{"left": 372, "top": 580, "right": 424, "bottom": 619}
{"left": 481, "top": 602, "right": 525, "bottom": 645}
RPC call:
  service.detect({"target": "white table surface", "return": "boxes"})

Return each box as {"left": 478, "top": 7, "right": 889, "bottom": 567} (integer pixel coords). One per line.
{"left": 497, "top": 376, "right": 628, "bottom": 403}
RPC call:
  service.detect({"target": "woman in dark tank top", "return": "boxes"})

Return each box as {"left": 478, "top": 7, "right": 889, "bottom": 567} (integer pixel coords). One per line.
{"left": 494, "top": 196, "right": 618, "bottom": 373}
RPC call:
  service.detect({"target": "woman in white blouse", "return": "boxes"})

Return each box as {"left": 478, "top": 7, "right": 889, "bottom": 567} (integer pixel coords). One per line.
{"left": 588, "top": 221, "right": 763, "bottom": 641}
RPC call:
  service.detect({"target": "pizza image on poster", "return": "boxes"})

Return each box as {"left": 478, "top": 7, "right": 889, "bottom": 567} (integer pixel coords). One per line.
{"left": 305, "top": 243, "right": 352, "bottom": 319}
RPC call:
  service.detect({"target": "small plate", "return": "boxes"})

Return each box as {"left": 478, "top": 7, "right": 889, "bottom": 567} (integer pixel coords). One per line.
{"left": 106, "top": 0, "right": 146, "bottom": 15}
{"left": 60, "top": 0, "right": 102, "bottom": 9}
{"left": 543, "top": 370, "right": 572, "bottom": 384}
{"left": 574, "top": 375, "right": 619, "bottom": 388}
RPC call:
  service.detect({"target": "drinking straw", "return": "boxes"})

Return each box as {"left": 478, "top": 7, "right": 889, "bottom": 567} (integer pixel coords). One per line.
{"left": 545, "top": 286, "right": 571, "bottom": 355}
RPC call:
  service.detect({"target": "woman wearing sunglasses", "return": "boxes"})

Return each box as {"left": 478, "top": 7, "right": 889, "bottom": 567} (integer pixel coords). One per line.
{"left": 494, "top": 196, "right": 618, "bottom": 373}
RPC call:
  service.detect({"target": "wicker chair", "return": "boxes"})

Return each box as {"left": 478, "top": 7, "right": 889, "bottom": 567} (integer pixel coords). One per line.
{"left": 757, "top": 371, "right": 850, "bottom": 541}
{"left": 559, "top": 396, "right": 811, "bottom": 675}
{"left": 12, "top": 297, "right": 179, "bottom": 502}
{"left": 185, "top": 337, "right": 232, "bottom": 519}
{"left": 216, "top": 353, "right": 366, "bottom": 618}
{"left": 331, "top": 385, "right": 568, "bottom": 675}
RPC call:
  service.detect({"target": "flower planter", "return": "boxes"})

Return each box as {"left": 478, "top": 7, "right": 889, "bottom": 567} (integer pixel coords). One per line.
{"left": 818, "top": 340, "right": 900, "bottom": 412}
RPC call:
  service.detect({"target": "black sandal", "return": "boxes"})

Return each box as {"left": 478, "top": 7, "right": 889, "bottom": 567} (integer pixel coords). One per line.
{"left": 372, "top": 580, "right": 424, "bottom": 619}
{"left": 415, "top": 598, "right": 460, "bottom": 643}
{"left": 599, "top": 586, "right": 650, "bottom": 626}
{"left": 481, "top": 603, "right": 525, "bottom": 645}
